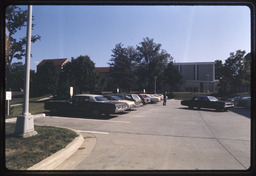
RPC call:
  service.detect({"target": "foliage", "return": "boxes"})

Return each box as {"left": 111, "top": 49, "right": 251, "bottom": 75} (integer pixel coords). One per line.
{"left": 6, "top": 62, "right": 25, "bottom": 91}
{"left": 59, "top": 55, "right": 98, "bottom": 96}
{"left": 163, "top": 62, "right": 183, "bottom": 92}
{"left": 35, "top": 62, "right": 59, "bottom": 96}
{"left": 135, "top": 37, "right": 171, "bottom": 92}
{"left": 5, "top": 5, "right": 41, "bottom": 67}
{"left": 216, "top": 50, "right": 251, "bottom": 93}
{"left": 108, "top": 43, "right": 137, "bottom": 92}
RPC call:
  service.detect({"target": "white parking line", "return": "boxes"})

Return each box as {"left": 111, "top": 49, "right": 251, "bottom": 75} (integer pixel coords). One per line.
{"left": 51, "top": 116, "right": 131, "bottom": 124}
{"left": 77, "top": 130, "right": 109, "bottom": 135}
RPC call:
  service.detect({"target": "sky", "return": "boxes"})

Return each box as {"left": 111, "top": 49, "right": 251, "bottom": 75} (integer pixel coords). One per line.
{"left": 9, "top": 5, "right": 251, "bottom": 71}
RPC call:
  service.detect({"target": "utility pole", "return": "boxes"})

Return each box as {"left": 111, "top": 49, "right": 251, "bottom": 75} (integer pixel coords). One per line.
{"left": 15, "top": 5, "right": 37, "bottom": 138}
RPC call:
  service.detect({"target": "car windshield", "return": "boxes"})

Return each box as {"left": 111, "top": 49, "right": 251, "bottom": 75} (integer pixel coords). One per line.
{"left": 208, "top": 96, "right": 218, "bottom": 102}
{"left": 95, "top": 96, "right": 109, "bottom": 101}
{"left": 112, "top": 96, "right": 123, "bottom": 100}
{"left": 132, "top": 94, "right": 139, "bottom": 100}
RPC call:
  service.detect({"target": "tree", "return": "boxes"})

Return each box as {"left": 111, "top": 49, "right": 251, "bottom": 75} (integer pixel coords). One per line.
{"left": 62, "top": 55, "right": 98, "bottom": 94}
{"left": 35, "top": 62, "right": 59, "bottom": 96}
{"left": 135, "top": 37, "right": 171, "bottom": 92}
{"left": 5, "top": 5, "right": 41, "bottom": 67}
{"left": 6, "top": 62, "right": 25, "bottom": 91}
{"left": 218, "top": 50, "right": 250, "bottom": 93}
{"left": 108, "top": 43, "right": 137, "bottom": 92}
{"left": 163, "top": 62, "right": 183, "bottom": 92}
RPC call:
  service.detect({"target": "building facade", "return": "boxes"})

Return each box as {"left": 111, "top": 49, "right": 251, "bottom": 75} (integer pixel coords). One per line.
{"left": 173, "top": 62, "right": 217, "bottom": 92}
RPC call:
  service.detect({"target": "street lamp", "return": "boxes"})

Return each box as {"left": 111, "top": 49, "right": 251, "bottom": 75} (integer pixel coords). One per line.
{"left": 154, "top": 76, "right": 157, "bottom": 94}
{"left": 15, "top": 5, "right": 37, "bottom": 138}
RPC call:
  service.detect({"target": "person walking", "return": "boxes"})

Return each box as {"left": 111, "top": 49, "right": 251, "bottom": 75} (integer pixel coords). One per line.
{"left": 163, "top": 92, "right": 167, "bottom": 106}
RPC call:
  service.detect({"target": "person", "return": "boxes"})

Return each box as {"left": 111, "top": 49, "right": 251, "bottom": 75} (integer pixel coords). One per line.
{"left": 163, "top": 92, "right": 167, "bottom": 106}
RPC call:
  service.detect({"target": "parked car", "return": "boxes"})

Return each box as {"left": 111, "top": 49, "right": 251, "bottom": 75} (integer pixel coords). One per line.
{"left": 45, "top": 94, "right": 128, "bottom": 116}
{"left": 181, "top": 96, "right": 234, "bottom": 112}
{"left": 138, "top": 94, "right": 151, "bottom": 105}
{"left": 236, "top": 97, "right": 251, "bottom": 109}
{"left": 150, "top": 94, "right": 161, "bottom": 102}
{"left": 234, "top": 95, "right": 251, "bottom": 106}
{"left": 145, "top": 94, "right": 159, "bottom": 103}
{"left": 117, "top": 94, "right": 143, "bottom": 106}
{"left": 155, "top": 94, "right": 164, "bottom": 100}
{"left": 103, "top": 94, "right": 137, "bottom": 110}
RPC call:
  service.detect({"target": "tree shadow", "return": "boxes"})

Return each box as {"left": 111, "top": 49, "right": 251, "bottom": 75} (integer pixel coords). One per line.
{"left": 229, "top": 107, "right": 251, "bottom": 118}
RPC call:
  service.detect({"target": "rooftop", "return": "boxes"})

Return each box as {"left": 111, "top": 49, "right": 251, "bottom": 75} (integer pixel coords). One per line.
{"left": 37, "top": 58, "right": 69, "bottom": 67}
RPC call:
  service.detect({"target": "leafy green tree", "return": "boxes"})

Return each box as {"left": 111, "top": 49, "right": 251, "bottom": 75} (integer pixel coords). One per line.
{"left": 163, "top": 62, "right": 183, "bottom": 92}
{"left": 62, "top": 55, "right": 98, "bottom": 94}
{"left": 5, "top": 5, "right": 41, "bottom": 67}
{"left": 35, "top": 62, "right": 59, "bottom": 96}
{"left": 6, "top": 62, "right": 25, "bottom": 91}
{"left": 136, "top": 37, "right": 170, "bottom": 92}
{"left": 218, "top": 50, "right": 249, "bottom": 93}
{"left": 108, "top": 43, "right": 137, "bottom": 92}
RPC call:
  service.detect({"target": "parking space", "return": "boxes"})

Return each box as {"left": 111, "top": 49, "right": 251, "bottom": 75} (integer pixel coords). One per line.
{"left": 34, "top": 99, "right": 251, "bottom": 170}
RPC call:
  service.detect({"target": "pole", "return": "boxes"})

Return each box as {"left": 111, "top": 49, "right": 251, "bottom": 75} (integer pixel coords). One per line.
{"left": 15, "top": 5, "right": 37, "bottom": 138}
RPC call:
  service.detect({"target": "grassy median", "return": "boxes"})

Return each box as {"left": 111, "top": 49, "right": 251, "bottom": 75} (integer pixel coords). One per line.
{"left": 5, "top": 123, "right": 78, "bottom": 170}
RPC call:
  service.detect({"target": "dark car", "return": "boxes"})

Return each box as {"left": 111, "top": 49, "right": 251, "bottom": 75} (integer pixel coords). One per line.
{"left": 181, "top": 96, "right": 234, "bottom": 112}
{"left": 45, "top": 94, "right": 127, "bottom": 116}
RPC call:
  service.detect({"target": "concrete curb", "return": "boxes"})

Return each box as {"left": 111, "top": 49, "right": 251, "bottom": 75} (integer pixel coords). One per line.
{"left": 5, "top": 113, "right": 46, "bottom": 123}
{"left": 27, "top": 129, "right": 84, "bottom": 170}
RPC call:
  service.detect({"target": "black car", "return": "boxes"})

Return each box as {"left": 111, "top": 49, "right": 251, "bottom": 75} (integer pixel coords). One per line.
{"left": 181, "top": 96, "right": 234, "bottom": 112}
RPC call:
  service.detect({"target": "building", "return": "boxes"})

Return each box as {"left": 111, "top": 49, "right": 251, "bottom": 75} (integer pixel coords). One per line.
{"left": 173, "top": 62, "right": 217, "bottom": 92}
{"left": 37, "top": 58, "right": 69, "bottom": 74}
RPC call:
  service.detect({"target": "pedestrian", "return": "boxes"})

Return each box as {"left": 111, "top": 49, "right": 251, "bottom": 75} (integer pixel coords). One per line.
{"left": 163, "top": 92, "right": 167, "bottom": 106}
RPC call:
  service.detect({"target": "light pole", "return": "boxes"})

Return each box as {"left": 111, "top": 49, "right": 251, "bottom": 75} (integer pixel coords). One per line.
{"left": 154, "top": 76, "right": 157, "bottom": 94}
{"left": 15, "top": 5, "right": 37, "bottom": 138}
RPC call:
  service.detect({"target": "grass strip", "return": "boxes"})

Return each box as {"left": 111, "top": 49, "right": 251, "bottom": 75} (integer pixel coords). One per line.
{"left": 5, "top": 123, "right": 78, "bottom": 170}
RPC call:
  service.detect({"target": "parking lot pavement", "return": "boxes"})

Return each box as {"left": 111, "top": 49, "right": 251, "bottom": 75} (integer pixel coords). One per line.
{"left": 34, "top": 99, "right": 251, "bottom": 170}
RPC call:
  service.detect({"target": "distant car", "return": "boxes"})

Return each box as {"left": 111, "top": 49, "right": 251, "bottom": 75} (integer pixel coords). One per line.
{"left": 236, "top": 97, "right": 251, "bottom": 109}
{"left": 117, "top": 94, "right": 143, "bottom": 106}
{"left": 145, "top": 94, "right": 159, "bottom": 103}
{"left": 234, "top": 95, "right": 250, "bottom": 106}
{"left": 103, "top": 95, "right": 137, "bottom": 110}
{"left": 181, "top": 96, "right": 234, "bottom": 112}
{"left": 150, "top": 94, "right": 161, "bottom": 102}
{"left": 138, "top": 94, "right": 151, "bottom": 105}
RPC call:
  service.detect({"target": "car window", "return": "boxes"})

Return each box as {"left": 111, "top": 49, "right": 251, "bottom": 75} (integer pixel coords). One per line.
{"left": 208, "top": 96, "right": 218, "bottom": 102}
{"left": 95, "top": 96, "right": 108, "bottom": 101}
{"left": 112, "top": 96, "right": 122, "bottom": 100}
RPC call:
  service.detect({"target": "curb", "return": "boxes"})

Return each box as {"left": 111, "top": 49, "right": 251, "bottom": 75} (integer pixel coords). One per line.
{"left": 5, "top": 113, "right": 46, "bottom": 123}
{"left": 27, "top": 129, "right": 84, "bottom": 170}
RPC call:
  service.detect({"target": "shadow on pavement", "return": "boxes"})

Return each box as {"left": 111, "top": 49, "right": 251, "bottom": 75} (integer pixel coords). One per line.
{"left": 179, "top": 107, "right": 251, "bottom": 118}
{"left": 229, "top": 107, "right": 251, "bottom": 118}
{"left": 45, "top": 111, "right": 129, "bottom": 120}
{"left": 178, "top": 107, "right": 221, "bottom": 113}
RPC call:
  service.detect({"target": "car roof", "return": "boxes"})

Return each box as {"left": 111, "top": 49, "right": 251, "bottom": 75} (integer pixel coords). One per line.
{"left": 75, "top": 94, "right": 102, "bottom": 97}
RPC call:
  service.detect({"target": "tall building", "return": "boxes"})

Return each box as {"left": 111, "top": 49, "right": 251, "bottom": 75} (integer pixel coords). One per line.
{"left": 173, "top": 62, "right": 217, "bottom": 92}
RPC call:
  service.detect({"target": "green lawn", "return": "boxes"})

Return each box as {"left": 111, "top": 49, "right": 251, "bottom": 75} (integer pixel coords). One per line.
{"left": 5, "top": 123, "right": 78, "bottom": 170}
{"left": 5, "top": 92, "right": 50, "bottom": 119}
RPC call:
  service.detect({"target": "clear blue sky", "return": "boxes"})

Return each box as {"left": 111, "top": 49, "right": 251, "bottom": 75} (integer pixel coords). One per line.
{"left": 11, "top": 5, "right": 251, "bottom": 71}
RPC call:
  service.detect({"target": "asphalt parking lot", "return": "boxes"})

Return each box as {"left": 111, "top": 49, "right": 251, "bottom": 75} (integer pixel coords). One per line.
{"left": 34, "top": 99, "right": 251, "bottom": 170}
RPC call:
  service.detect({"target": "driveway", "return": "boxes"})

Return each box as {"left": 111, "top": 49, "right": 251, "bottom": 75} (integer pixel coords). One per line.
{"left": 34, "top": 99, "right": 251, "bottom": 170}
